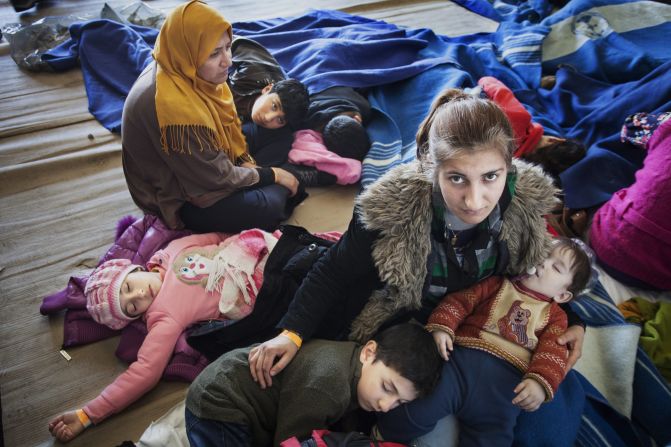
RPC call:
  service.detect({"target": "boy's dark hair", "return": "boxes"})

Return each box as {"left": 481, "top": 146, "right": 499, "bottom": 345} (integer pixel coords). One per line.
{"left": 270, "top": 79, "right": 309, "bottom": 130}
{"left": 371, "top": 323, "right": 442, "bottom": 398}
{"left": 521, "top": 139, "right": 586, "bottom": 185}
{"left": 554, "top": 237, "right": 592, "bottom": 296}
{"left": 323, "top": 115, "right": 370, "bottom": 161}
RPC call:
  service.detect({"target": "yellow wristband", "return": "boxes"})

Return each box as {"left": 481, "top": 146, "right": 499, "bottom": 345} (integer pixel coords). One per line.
{"left": 76, "top": 409, "right": 92, "bottom": 428}
{"left": 280, "top": 329, "right": 302, "bottom": 348}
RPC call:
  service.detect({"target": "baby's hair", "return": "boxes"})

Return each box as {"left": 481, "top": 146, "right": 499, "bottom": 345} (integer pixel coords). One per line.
{"left": 270, "top": 79, "right": 309, "bottom": 129}
{"left": 521, "top": 139, "right": 586, "bottom": 185}
{"left": 416, "top": 88, "right": 515, "bottom": 176}
{"left": 553, "top": 237, "right": 593, "bottom": 296}
{"left": 371, "top": 323, "right": 442, "bottom": 398}
{"left": 323, "top": 115, "right": 370, "bottom": 161}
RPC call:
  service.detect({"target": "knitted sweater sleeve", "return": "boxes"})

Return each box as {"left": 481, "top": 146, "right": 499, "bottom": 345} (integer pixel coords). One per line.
{"left": 83, "top": 315, "right": 182, "bottom": 423}
{"left": 523, "top": 305, "right": 569, "bottom": 401}
{"left": 426, "top": 276, "right": 504, "bottom": 337}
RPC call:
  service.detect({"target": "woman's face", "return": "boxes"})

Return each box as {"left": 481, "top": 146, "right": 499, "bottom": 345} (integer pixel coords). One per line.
{"left": 196, "top": 32, "right": 232, "bottom": 85}
{"left": 436, "top": 146, "right": 508, "bottom": 225}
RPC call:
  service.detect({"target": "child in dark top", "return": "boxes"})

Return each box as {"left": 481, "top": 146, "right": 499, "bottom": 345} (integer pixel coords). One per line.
{"left": 378, "top": 237, "right": 593, "bottom": 447}
{"left": 227, "top": 37, "right": 344, "bottom": 187}
{"left": 284, "top": 86, "right": 372, "bottom": 187}
{"left": 227, "top": 37, "right": 309, "bottom": 171}
{"left": 185, "top": 323, "right": 441, "bottom": 447}
{"left": 305, "top": 86, "right": 372, "bottom": 161}
{"left": 323, "top": 115, "right": 371, "bottom": 162}
{"left": 228, "top": 37, "right": 308, "bottom": 131}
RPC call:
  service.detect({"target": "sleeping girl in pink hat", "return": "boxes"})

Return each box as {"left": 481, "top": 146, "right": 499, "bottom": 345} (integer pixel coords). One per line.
{"left": 48, "top": 229, "right": 278, "bottom": 442}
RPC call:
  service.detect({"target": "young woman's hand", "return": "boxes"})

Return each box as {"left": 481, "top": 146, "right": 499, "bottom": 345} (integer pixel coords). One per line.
{"left": 431, "top": 330, "right": 453, "bottom": 361}
{"left": 512, "top": 378, "right": 545, "bottom": 411}
{"left": 248, "top": 334, "right": 299, "bottom": 388}
{"left": 557, "top": 325, "right": 585, "bottom": 372}
{"left": 48, "top": 411, "right": 85, "bottom": 442}
{"left": 271, "top": 167, "right": 299, "bottom": 197}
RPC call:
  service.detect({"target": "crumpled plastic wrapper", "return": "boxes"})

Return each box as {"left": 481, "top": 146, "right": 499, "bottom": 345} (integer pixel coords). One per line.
{"left": 101, "top": 2, "right": 165, "bottom": 29}
{"left": 2, "top": 16, "right": 82, "bottom": 71}
{"left": 1, "top": 1, "right": 165, "bottom": 71}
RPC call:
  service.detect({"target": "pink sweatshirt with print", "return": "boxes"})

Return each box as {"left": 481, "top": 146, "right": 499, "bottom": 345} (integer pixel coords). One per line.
{"left": 83, "top": 230, "right": 276, "bottom": 423}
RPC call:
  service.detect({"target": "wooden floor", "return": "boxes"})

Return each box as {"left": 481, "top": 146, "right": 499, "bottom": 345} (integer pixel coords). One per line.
{"left": 0, "top": 1, "right": 496, "bottom": 445}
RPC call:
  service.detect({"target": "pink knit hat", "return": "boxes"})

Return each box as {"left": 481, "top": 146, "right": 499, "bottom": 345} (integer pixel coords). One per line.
{"left": 85, "top": 259, "right": 142, "bottom": 330}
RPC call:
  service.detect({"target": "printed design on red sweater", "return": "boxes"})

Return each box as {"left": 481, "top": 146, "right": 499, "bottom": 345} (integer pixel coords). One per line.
{"left": 498, "top": 300, "right": 532, "bottom": 348}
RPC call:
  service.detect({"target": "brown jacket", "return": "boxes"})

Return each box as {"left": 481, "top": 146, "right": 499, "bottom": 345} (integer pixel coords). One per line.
{"left": 121, "top": 62, "right": 259, "bottom": 229}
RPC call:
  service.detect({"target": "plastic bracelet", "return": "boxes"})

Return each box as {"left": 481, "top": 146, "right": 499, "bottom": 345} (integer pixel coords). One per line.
{"left": 280, "top": 329, "right": 303, "bottom": 348}
{"left": 76, "top": 409, "right": 92, "bottom": 428}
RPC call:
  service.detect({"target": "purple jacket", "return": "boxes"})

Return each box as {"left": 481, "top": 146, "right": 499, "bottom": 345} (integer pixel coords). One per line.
{"left": 590, "top": 119, "right": 671, "bottom": 290}
{"left": 40, "top": 215, "right": 210, "bottom": 381}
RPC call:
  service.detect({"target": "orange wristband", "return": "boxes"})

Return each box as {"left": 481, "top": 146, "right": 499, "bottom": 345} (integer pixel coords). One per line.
{"left": 76, "top": 409, "right": 92, "bottom": 428}
{"left": 280, "top": 329, "right": 303, "bottom": 348}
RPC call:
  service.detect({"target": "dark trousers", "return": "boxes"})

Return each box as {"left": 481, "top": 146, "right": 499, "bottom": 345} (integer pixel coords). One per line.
{"left": 179, "top": 183, "right": 299, "bottom": 233}
{"left": 243, "top": 122, "right": 294, "bottom": 167}
{"left": 378, "top": 346, "right": 522, "bottom": 447}
{"left": 185, "top": 407, "right": 251, "bottom": 447}
{"left": 179, "top": 124, "right": 305, "bottom": 233}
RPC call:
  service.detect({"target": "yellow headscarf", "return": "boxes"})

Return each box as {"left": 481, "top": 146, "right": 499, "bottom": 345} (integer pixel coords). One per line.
{"left": 153, "top": 0, "right": 246, "bottom": 161}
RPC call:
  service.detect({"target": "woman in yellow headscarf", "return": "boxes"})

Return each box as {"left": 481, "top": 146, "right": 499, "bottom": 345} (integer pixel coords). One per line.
{"left": 121, "top": 0, "right": 300, "bottom": 232}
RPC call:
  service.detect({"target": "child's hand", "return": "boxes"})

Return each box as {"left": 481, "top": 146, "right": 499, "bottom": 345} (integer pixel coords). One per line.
{"left": 431, "top": 330, "right": 453, "bottom": 361}
{"left": 512, "top": 378, "right": 545, "bottom": 411}
{"left": 48, "top": 411, "right": 85, "bottom": 442}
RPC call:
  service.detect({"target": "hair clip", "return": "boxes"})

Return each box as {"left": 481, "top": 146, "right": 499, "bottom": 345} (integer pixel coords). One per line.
{"left": 570, "top": 238, "right": 600, "bottom": 296}
{"left": 463, "top": 85, "right": 483, "bottom": 97}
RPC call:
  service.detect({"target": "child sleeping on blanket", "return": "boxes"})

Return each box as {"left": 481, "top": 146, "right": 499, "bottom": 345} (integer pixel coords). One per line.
{"left": 48, "top": 229, "right": 279, "bottom": 442}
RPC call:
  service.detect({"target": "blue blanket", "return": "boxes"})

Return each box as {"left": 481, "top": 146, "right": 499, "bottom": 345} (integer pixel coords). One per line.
{"left": 44, "top": 20, "right": 157, "bottom": 133}
{"left": 42, "top": 9, "right": 461, "bottom": 133}
{"left": 359, "top": 0, "right": 671, "bottom": 205}
{"left": 44, "top": 2, "right": 671, "bottom": 207}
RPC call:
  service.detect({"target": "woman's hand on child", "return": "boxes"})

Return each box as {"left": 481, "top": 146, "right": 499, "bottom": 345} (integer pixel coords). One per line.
{"left": 557, "top": 325, "right": 585, "bottom": 372}
{"left": 271, "top": 167, "right": 299, "bottom": 196}
{"left": 48, "top": 411, "right": 85, "bottom": 442}
{"left": 512, "top": 378, "right": 545, "bottom": 411}
{"left": 431, "top": 330, "right": 453, "bottom": 361}
{"left": 249, "top": 334, "right": 299, "bottom": 389}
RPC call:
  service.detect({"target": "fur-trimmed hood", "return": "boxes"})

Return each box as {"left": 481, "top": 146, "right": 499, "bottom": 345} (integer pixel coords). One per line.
{"left": 348, "top": 159, "right": 559, "bottom": 342}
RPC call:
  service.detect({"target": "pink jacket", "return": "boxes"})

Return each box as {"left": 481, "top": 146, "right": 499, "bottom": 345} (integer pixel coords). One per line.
{"left": 83, "top": 230, "right": 278, "bottom": 423}
{"left": 289, "top": 129, "right": 362, "bottom": 185}
{"left": 589, "top": 119, "right": 671, "bottom": 290}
